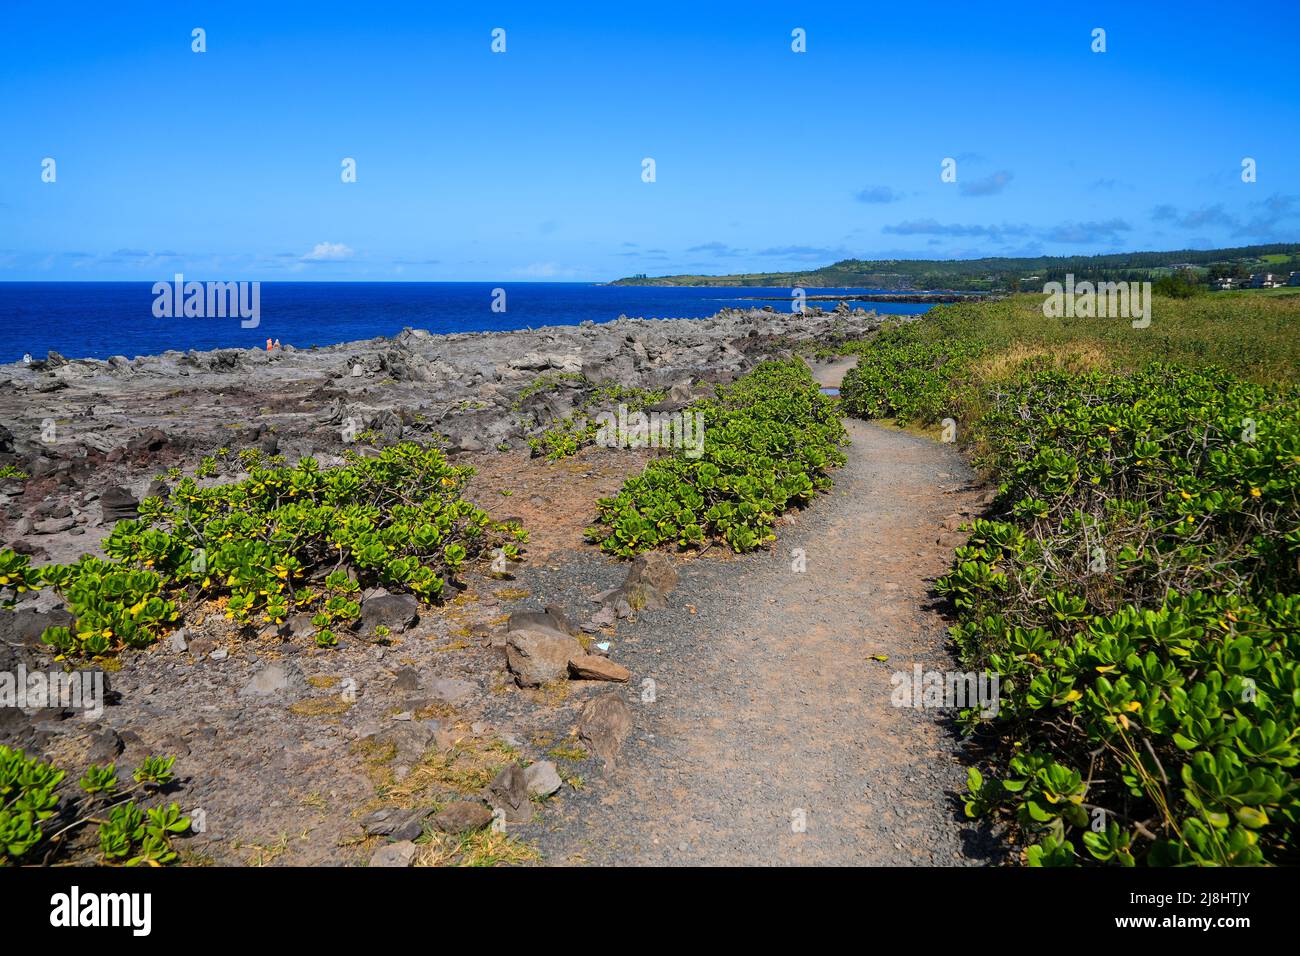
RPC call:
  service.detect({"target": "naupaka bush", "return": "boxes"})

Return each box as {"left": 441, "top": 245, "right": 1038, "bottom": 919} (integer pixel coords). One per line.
{"left": 840, "top": 299, "right": 1300, "bottom": 866}
{"left": 586, "top": 360, "right": 846, "bottom": 556}
{"left": 12, "top": 443, "right": 525, "bottom": 658}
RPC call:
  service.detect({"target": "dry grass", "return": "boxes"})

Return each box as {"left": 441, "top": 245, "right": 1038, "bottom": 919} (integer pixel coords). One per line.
{"left": 288, "top": 696, "right": 354, "bottom": 717}
{"left": 969, "top": 341, "right": 1110, "bottom": 380}
{"left": 236, "top": 832, "right": 291, "bottom": 867}
{"left": 546, "top": 741, "right": 589, "bottom": 762}
{"left": 365, "top": 732, "right": 520, "bottom": 810}
{"left": 526, "top": 678, "right": 570, "bottom": 706}
{"left": 432, "top": 637, "right": 473, "bottom": 652}
{"left": 350, "top": 739, "right": 399, "bottom": 792}
{"left": 414, "top": 828, "right": 541, "bottom": 867}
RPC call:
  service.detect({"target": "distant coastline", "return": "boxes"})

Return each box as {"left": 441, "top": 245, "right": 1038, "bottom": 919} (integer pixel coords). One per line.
{"left": 610, "top": 242, "right": 1300, "bottom": 293}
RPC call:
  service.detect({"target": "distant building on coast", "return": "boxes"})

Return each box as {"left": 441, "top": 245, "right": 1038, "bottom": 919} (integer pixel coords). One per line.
{"left": 1289, "top": 271, "right": 1300, "bottom": 287}
{"left": 1248, "top": 272, "right": 1283, "bottom": 288}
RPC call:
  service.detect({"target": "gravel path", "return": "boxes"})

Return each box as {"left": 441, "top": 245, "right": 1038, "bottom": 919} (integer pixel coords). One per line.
{"left": 533, "top": 415, "right": 1005, "bottom": 865}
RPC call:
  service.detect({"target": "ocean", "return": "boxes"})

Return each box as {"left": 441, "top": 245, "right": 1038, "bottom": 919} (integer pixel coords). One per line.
{"left": 0, "top": 282, "right": 932, "bottom": 363}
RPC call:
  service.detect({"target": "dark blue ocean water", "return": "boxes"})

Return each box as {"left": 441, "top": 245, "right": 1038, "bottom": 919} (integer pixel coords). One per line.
{"left": 0, "top": 282, "right": 931, "bottom": 363}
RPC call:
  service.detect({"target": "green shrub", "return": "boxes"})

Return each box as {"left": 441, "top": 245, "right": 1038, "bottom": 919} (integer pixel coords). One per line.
{"left": 526, "top": 379, "right": 668, "bottom": 461}
{"left": 586, "top": 361, "right": 846, "bottom": 555}
{"left": 841, "top": 301, "right": 1300, "bottom": 866}
{"left": 839, "top": 325, "right": 983, "bottom": 425}
{"left": 0, "top": 549, "right": 41, "bottom": 608}
{"left": 8, "top": 442, "right": 526, "bottom": 658}
{"left": 0, "top": 745, "right": 65, "bottom": 863}
{"left": 1, "top": 746, "right": 189, "bottom": 866}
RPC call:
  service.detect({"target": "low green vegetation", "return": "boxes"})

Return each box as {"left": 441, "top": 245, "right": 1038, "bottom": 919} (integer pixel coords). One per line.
{"left": 1, "top": 745, "right": 188, "bottom": 866}
{"left": 0, "top": 443, "right": 526, "bottom": 658}
{"left": 586, "top": 360, "right": 846, "bottom": 555}
{"left": 840, "top": 294, "right": 1300, "bottom": 866}
{"left": 523, "top": 378, "right": 668, "bottom": 461}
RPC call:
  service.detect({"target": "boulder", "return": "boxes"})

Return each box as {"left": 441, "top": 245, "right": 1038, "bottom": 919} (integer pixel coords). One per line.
{"left": 358, "top": 593, "right": 419, "bottom": 634}
{"left": 568, "top": 654, "right": 631, "bottom": 682}
{"left": 33, "top": 516, "right": 76, "bottom": 535}
{"left": 369, "top": 840, "right": 418, "bottom": 867}
{"left": 433, "top": 801, "right": 494, "bottom": 834}
{"left": 482, "top": 764, "right": 532, "bottom": 824}
{"left": 237, "top": 661, "right": 306, "bottom": 701}
{"left": 524, "top": 760, "right": 563, "bottom": 798}
{"left": 361, "top": 808, "right": 429, "bottom": 841}
{"left": 504, "top": 607, "right": 583, "bottom": 686}
{"left": 506, "top": 629, "right": 582, "bottom": 687}
{"left": 427, "top": 677, "right": 476, "bottom": 703}
{"left": 583, "top": 605, "right": 616, "bottom": 632}
{"left": 507, "top": 604, "right": 580, "bottom": 639}
{"left": 578, "top": 693, "right": 634, "bottom": 769}
{"left": 126, "top": 428, "right": 169, "bottom": 455}
{"left": 10, "top": 607, "right": 74, "bottom": 649}
{"left": 622, "top": 552, "right": 678, "bottom": 610}
{"left": 100, "top": 486, "right": 139, "bottom": 524}
{"left": 593, "top": 552, "right": 679, "bottom": 616}
{"left": 391, "top": 666, "right": 421, "bottom": 693}
{"left": 357, "top": 718, "right": 440, "bottom": 763}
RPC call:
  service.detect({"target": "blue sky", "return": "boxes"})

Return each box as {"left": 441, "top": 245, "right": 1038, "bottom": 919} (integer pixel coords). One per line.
{"left": 1, "top": 0, "right": 1297, "bottom": 281}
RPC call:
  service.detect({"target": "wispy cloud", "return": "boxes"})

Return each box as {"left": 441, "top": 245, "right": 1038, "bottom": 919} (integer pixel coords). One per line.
{"left": 854, "top": 186, "right": 903, "bottom": 204}
{"left": 513, "top": 261, "right": 585, "bottom": 278}
{"left": 1039, "top": 219, "right": 1131, "bottom": 244}
{"left": 1151, "top": 203, "right": 1235, "bottom": 230}
{"left": 883, "top": 219, "right": 1030, "bottom": 240}
{"left": 301, "top": 241, "right": 354, "bottom": 262}
{"left": 1150, "top": 194, "right": 1299, "bottom": 238}
{"left": 882, "top": 217, "right": 1129, "bottom": 246}
{"left": 686, "top": 241, "right": 746, "bottom": 257}
{"left": 756, "top": 244, "right": 850, "bottom": 261}
{"left": 959, "top": 170, "right": 1014, "bottom": 197}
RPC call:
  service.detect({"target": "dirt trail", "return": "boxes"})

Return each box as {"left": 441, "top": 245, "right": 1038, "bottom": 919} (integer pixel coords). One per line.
{"left": 540, "top": 368, "right": 1000, "bottom": 865}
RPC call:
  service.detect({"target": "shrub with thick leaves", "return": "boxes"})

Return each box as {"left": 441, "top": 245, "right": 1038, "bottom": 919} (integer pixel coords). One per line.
{"left": 525, "top": 379, "right": 668, "bottom": 461}
{"left": 844, "top": 324, "right": 1300, "bottom": 865}
{"left": 1, "top": 746, "right": 190, "bottom": 866}
{"left": 17, "top": 443, "right": 525, "bottom": 657}
{"left": 938, "top": 366, "right": 1300, "bottom": 865}
{"left": 839, "top": 326, "right": 983, "bottom": 425}
{"left": 0, "top": 745, "right": 64, "bottom": 863}
{"left": 586, "top": 361, "right": 847, "bottom": 555}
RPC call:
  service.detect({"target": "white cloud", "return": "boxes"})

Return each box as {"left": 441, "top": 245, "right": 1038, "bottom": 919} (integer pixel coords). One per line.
{"left": 515, "top": 261, "right": 565, "bottom": 277}
{"left": 301, "top": 241, "right": 355, "bottom": 262}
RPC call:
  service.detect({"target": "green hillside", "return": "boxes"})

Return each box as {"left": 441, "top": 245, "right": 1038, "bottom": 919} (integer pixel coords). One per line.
{"left": 612, "top": 243, "right": 1300, "bottom": 292}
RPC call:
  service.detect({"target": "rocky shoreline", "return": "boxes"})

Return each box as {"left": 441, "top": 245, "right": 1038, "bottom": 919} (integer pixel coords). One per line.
{"left": 0, "top": 305, "right": 885, "bottom": 562}
{"left": 0, "top": 303, "right": 891, "bottom": 866}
